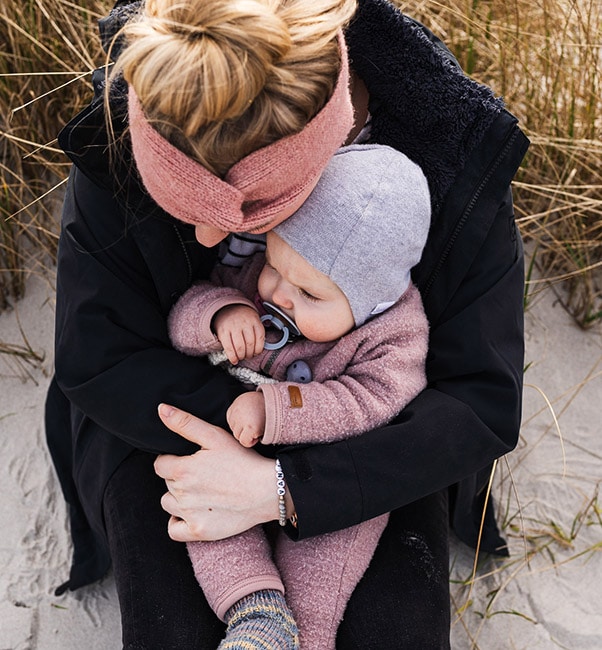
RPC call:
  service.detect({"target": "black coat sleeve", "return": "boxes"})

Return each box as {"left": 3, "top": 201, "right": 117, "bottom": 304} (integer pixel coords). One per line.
{"left": 53, "top": 168, "right": 244, "bottom": 456}
{"left": 279, "top": 188, "right": 524, "bottom": 540}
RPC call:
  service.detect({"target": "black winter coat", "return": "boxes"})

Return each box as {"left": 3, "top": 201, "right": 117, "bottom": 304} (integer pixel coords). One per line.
{"left": 46, "top": 0, "right": 529, "bottom": 591}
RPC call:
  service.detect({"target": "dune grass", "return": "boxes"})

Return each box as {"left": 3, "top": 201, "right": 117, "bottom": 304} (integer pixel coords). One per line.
{"left": 398, "top": 0, "right": 602, "bottom": 327}
{"left": 0, "top": 0, "right": 109, "bottom": 310}
{"left": 447, "top": 366, "right": 602, "bottom": 648}
{"left": 1, "top": 0, "right": 601, "bottom": 326}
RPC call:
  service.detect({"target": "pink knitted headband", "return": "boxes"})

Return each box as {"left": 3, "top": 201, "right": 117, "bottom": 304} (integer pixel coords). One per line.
{"left": 128, "top": 32, "right": 354, "bottom": 232}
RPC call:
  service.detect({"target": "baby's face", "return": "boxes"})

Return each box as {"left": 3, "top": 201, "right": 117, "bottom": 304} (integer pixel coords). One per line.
{"left": 257, "top": 232, "right": 354, "bottom": 343}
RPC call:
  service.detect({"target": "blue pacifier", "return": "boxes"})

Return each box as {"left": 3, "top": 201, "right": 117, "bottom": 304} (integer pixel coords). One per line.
{"left": 285, "top": 360, "right": 312, "bottom": 384}
{"left": 261, "top": 301, "right": 301, "bottom": 350}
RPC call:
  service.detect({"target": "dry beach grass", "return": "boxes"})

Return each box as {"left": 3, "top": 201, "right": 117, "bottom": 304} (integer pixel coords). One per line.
{"left": 399, "top": 0, "right": 602, "bottom": 327}
{"left": 1, "top": 0, "right": 600, "bottom": 323}
{"left": 1, "top": 0, "right": 601, "bottom": 648}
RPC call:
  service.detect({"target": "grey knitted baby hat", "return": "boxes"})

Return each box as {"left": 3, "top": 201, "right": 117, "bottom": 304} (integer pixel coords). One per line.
{"left": 273, "top": 144, "right": 431, "bottom": 326}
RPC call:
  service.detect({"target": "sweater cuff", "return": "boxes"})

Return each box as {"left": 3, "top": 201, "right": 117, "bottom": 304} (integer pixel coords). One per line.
{"left": 257, "top": 383, "right": 285, "bottom": 446}
{"left": 200, "top": 294, "right": 257, "bottom": 343}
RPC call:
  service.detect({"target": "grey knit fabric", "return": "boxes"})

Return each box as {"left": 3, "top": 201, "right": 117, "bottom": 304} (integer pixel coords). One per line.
{"left": 274, "top": 144, "right": 431, "bottom": 326}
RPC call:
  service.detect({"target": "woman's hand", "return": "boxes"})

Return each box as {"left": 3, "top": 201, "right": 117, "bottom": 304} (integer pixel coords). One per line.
{"left": 154, "top": 403, "right": 276, "bottom": 542}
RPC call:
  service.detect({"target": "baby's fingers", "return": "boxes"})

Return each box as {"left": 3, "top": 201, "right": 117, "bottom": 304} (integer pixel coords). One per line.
{"left": 252, "top": 323, "right": 265, "bottom": 357}
{"left": 240, "top": 431, "right": 261, "bottom": 448}
{"left": 221, "top": 333, "right": 241, "bottom": 365}
{"left": 233, "top": 326, "right": 263, "bottom": 361}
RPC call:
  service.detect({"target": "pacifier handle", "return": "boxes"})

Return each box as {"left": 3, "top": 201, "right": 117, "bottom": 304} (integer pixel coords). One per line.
{"left": 261, "top": 302, "right": 301, "bottom": 351}
{"left": 261, "top": 314, "right": 290, "bottom": 350}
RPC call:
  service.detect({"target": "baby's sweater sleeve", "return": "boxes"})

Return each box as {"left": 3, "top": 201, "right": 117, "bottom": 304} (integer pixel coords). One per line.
{"left": 168, "top": 256, "right": 263, "bottom": 356}
{"left": 258, "top": 284, "right": 429, "bottom": 446}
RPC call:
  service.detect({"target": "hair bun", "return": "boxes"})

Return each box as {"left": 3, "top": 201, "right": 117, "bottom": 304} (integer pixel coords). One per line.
{"left": 114, "top": 0, "right": 357, "bottom": 175}
{"left": 142, "top": 0, "right": 292, "bottom": 124}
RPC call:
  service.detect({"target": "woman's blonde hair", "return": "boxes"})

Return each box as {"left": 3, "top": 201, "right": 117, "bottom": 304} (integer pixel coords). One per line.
{"left": 112, "top": 0, "right": 357, "bottom": 176}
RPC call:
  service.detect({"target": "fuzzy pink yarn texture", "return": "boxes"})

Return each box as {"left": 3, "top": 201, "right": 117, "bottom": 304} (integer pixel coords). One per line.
{"left": 128, "top": 32, "right": 354, "bottom": 231}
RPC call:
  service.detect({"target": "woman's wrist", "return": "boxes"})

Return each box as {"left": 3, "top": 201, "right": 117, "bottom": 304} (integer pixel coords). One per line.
{"left": 284, "top": 488, "right": 296, "bottom": 521}
{"left": 254, "top": 454, "right": 297, "bottom": 527}
{"left": 275, "top": 459, "right": 287, "bottom": 526}
{"left": 272, "top": 457, "right": 297, "bottom": 525}
{"left": 275, "top": 459, "right": 297, "bottom": 526}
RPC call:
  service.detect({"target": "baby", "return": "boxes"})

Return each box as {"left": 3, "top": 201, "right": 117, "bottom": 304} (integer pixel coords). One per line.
{"left": 168, "top": 144, "right": 431, "bottom": 649}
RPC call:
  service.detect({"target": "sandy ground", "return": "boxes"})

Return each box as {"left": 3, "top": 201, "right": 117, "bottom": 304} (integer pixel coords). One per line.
{"left": 1, "top": 272, "right": 600, "bottom": 649}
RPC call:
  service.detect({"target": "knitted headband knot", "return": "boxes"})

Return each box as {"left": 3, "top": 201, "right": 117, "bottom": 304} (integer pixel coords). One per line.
{"left": 128, "top": 32, "right": 354, "bottom": 232}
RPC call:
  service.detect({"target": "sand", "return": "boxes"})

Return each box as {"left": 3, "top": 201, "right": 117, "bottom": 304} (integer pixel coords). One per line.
{"left": 1, "top": 271, "right": 600, "bottom": 649}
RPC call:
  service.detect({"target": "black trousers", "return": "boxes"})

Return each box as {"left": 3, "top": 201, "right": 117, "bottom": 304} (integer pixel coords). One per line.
{"left": 104, "top": 450, "right": 451, "bottom": 649}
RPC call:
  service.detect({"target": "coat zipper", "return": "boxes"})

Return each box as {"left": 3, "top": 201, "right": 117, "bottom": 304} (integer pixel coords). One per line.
{"left": 172, "top": 223, "right": 193, "bottom": 286}
{"left": 262, "top": 348, "right": 282, "bottom": 375}
{"left": 422, "top": 127, "right": 520, "bottom": 297}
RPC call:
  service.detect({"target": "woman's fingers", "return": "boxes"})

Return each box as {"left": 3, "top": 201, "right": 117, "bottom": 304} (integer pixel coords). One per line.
{"left": 154, "top": 404, "right": 282, "bottom": 540}
{"left": 160, "top": 489, "right": 181, "bottom": 518}
{"left": 167, "top": 515, "right": 198, "bottom": 543}
{"left": 157, "top": 403, "right": 230, "bottom": 448}
{"left": 154, "top": 404, "right": 234, "bottom": 483}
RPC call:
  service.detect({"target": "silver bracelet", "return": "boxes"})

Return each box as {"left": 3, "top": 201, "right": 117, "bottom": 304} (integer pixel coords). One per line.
{"left": 275, "top": 459, "right": 287, "bottom": 526}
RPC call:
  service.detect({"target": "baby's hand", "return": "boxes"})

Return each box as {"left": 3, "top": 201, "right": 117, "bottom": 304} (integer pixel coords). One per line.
{"left": 227, "top": 392, "right": 266, "bottom": 448}
{"left": 213, "top": 305, "right": 265, "bottom": 364}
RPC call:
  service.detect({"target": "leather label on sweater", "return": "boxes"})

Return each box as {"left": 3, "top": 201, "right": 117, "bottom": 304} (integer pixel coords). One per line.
{"left": 287, "top": 386, "right": 303, "bottom": 408}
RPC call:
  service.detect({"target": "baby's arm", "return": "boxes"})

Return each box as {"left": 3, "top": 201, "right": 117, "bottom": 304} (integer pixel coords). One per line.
{"left": 259, "top": 284, "right": 429, "bottom": 446}
{"left": 168, "top": 254, "right": 266, "bottom": 358}
{"left": 168, "top": 254, "right": 268, "bottom": 444}
{"left": 226, "top": 392, "right": 266, "bottom": 448}
{"left": 213, "top": 305, "right": 265, "bottom": 365}
{"left": 168, "top": 282, "right": 258, "bottom": 357}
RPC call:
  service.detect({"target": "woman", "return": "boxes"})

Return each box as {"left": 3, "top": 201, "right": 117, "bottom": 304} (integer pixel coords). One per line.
{"left": 45, "top": 0, "right": 529, "bottom": 647}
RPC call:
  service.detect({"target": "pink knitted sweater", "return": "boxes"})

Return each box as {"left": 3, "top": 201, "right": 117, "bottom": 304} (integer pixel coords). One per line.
{"left": 168, "top": 254, "right": 429, "bottom": 445}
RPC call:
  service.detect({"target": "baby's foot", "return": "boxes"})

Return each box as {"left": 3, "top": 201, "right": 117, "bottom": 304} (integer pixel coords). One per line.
{"left": 218, "top": 589, "right": 299, "bottom": 649}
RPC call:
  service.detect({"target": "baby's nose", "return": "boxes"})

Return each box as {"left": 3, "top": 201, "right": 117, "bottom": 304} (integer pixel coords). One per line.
{"left": 271, "top": 284, "right": 294, "bottom": 311}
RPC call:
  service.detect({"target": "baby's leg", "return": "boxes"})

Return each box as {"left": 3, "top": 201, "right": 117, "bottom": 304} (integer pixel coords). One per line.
{"left": 187, "top": 526, "right": 283, "bottom": 619}
{"left": 188, "top": 528, "right": 299, "bottom": 649}
{"left": 275, "top": 514, "right": 389, "bottom": 649}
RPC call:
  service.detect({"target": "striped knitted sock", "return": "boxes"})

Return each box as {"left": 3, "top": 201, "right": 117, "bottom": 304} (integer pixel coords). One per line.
{"left": 218, "top": 589, "right": 299, "bottom": 650}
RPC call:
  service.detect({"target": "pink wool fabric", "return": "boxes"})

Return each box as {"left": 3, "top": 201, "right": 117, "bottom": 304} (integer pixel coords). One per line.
{"left": 187, "top": 515, "right": 388, "bottom": 649}
{"left": 128, "top": 32, "right": 354, "bottom": 232}
{"left": 168, "top": 256, "right": 429, "bottom": 447}
{"left": 171, "top": 256, "right": 430, "bottom": 648}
